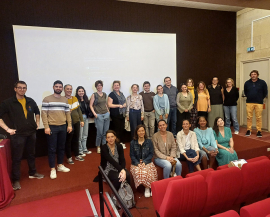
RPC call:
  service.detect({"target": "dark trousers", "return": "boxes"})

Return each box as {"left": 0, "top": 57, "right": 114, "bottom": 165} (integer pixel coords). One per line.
{"left": 167, "top": 107, "right": 177, "bottom": 136}
{"left": 197, "top": 111, "right": 208, "bottom": 120}
{"left": 177, "top": 111, "right": 191, "bottom": 132}
{"left": 179, "top": 149, "right": 200, "bottom": 173}
{"left": 111, "top": 115, "right": 125, "bottom": 142}
{"left": 65, "top": 121, "right": 80, "bottom": 158}
{"left": 46, "top": 124, "right": 66, "bottom": 168}
{"left": 108, "top": 170, "right": 131, "bottom": 190}
{"left": 10, "top": 133, "right": 36, "bottom": 181}
{"left": 129, "top": 109, "right": 141, "bottom": 139}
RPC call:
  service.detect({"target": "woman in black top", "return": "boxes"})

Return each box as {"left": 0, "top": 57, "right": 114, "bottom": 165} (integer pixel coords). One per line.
{"left": 107, "top": 81, "right": 126, "bottom": 149}
{"left": 101, "top": 130, "right": 130, "bottom": 190}
{"left": 207, "top": 77, "right": 224, "bottom": 127}
{"left": 223, "top": 78, "right": 239, "bottom": 134}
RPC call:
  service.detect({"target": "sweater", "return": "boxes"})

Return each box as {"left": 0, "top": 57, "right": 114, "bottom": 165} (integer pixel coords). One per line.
{"left": 244, "top": 78, "right": 268, "bottom": 104}
{"left": 176, "top": 92, "right": 193, "bottom": 113}
{"left": 41, "top": 94, "right": 72, "bottom": 129}
{"left": 153, "top": 94, "right": 170, "bottom": 120}
{"left": 176, "top": 130, "right": 200, "bottom": 157}
{"left": 67, "top": 96, "right": 83, "bottom": 124}
{"left": 194, "top": 127, "right": 217, "bottom": 149}
{"left": 224, "top": 86, "right": 239, "bottom": 106}
{"left": 139, "top": 91, "right": 155, "bottom": 112}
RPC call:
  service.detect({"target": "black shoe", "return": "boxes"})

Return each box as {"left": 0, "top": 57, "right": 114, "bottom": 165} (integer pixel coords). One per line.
{"left": 245, "top": 130, "right": 251, "bottom": 136}
{"left": 29, "top": 172, "right": 45, "bottom": 179}
{"left": 256, "top": 131, "right": 262, "bottom": 137}
{"left": 13, "top": 181, "right": 21, "bottom": 190}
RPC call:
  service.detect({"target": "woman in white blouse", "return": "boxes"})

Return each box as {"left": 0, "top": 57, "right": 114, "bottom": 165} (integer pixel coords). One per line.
{"left": 126, "top": 84, "right": 144, "bottom": 139}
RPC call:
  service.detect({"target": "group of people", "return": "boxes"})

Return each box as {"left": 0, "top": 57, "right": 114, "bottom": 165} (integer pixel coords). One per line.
{"left": 0, "top": 70, "right": 267, "bottom": 194}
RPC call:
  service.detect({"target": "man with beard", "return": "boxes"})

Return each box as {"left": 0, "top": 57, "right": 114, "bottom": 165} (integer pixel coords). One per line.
{"left": 41, "top": 80, "right": 72, "bottom": 179}
{"left": 0, "top": 81, "right": 44, "bottom": 190}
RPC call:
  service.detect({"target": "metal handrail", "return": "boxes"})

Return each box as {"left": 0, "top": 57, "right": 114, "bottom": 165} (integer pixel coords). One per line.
{"left": 98, "top": 166, "right": 133, "bottom": 217}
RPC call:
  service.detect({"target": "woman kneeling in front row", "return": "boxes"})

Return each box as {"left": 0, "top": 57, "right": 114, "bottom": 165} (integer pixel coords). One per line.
{"left": 130, "top": 125, "right": 158, "bottom": 198}
{"left": 177, "top": 119, "right": 202, "bottom": 173}
{"left": 152, "top": 120, "right": 182, "bottom": 179}
{"left": 101, "top": 130, "right": 130, "bottom": 190}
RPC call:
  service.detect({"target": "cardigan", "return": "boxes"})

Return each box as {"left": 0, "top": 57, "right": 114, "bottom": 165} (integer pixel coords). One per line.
{"left": 153, "top": 94, "right": 170, "bottom": 120}
{"left": 152, "top": 131, "right": 177, "bottom": 159}
{"left": 100, "top": 143, "right": 126, "bottom": 172}
{"left": 176, "top": 92, "right": 193, "bottom": 113}
{"left": 176, "top": 130, "right": 200, "bottom": 157}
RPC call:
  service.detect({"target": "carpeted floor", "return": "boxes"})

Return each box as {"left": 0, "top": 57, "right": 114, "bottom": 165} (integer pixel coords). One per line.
{"left": 2, "top": 127, "right": 270, "bottom": 217}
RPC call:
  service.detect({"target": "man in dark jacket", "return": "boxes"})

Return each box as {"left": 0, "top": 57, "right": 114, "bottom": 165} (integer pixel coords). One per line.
{"left": 244, "top": 70, "right": 268, "bottom": 137}
{"left": 0, "top": 81, "right": 44, "bottom": 190}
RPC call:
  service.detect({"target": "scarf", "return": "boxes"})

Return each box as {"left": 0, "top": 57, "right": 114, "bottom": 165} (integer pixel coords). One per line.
{"left": 113, "top": 90, "right": 126, "bottom": 115}
{"left": 187, "top": 86, "right": 195, "bottom": 104}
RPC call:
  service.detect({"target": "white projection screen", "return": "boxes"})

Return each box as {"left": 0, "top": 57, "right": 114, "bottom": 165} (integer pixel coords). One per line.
{"left": 13, "top": 25, "right": 177, "bottom": 128}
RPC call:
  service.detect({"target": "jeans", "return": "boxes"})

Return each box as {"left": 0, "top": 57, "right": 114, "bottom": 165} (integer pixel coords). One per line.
{"left": 95, "top": 112, "right": 110, "bottom": 146}
{"left": 246, "top": 103, "right": 263, "bottom": 132}
{"left": 65, "top": 121, "right": 80, "bottom": 158}
{"left": 223, "top": 106, "right": 239, "bottom": 132}
{"left": 79, "top": 114, "right": 89, "bottom": 153}
{"left": 154, "top": 157, "right": 182, "bottom": 179}
{"left": 129, "top": 109, "right": 142, "bottom": 139}
{"left": 111, "top": 114, "right": 125, "bottom": 142}
{"left": 46, "top": 124, "right": 66, "bottom": 168}
{"left": 10, "top": 133, "right": 36, "bottom": 181}
{"left": 178, "top": 149, "right": 201, "bottom": 173}
{"left": 143, "top": 111, "right": 155, "bottom": 139}
{"left": 167, "top": 107, "right": 177, "bottom": 136}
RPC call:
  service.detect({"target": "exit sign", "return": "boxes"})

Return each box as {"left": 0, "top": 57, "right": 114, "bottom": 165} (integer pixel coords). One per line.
{"left": 247, "top": 47, "right": 255, "bottom": 52}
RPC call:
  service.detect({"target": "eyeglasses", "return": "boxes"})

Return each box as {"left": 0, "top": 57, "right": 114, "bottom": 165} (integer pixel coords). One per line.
{"left": 16, "top": 87, "right": 27, "bottom": 90}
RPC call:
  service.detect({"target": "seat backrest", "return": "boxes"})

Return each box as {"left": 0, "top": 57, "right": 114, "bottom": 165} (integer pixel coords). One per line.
{"left": 235, "top": 159, "right": 270, "bottom": 205}
{"left": 240, "top": 198, "right": 270, "bottom": 217}
{"left": 211, "top": 210, "right": 240, "bottom": 217}
{"left": 185, "top": 168, "right": 214, "bottom": 179}
{"left": 159, "top": 175, "right": 207, "bottom": 217}
{"left": 201, "top": 167, "right": 242, "bottom": 216}
{"left": 151, "top": 176, "right": 183, "bottom": 212}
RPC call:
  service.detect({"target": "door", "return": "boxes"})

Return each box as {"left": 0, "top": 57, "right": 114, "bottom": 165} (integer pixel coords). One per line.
{"left": 241, "top": 59, "right": 269, "bottom": 131}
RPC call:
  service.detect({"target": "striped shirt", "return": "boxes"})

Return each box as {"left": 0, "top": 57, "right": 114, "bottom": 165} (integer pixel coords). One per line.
{"left": 41, "top": 94, "right": 72, "bottom": 129}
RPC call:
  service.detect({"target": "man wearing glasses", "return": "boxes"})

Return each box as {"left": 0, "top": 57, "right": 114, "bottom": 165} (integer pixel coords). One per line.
{"left": 0, "top": 81, "right": 44, "bottom": 190}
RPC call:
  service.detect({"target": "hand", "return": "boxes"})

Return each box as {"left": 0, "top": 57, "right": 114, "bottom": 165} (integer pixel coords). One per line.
{"left": 152, "top": 110, "right": 155, "bottom": 113}
{"left": 80, "top": 122, "right": 84, "bottom": 127}
{"left": 119, "top": 105, "right": 123, "bottom": 108}
{"left": 141, "top": 162, "right": 145, "bottom": 167}
{"left": 7, "top": 128, "right": 16, "bottom": 135}
{"left": 94, "top": 114, "right": 98, "bottom": 118}
{"left": 119, "top": 169, "right": 126, "bottom": 182}
{"left": 208, "top": 107, "right": 211, "bottom": 112}
{"left": 126, "top": 116, "right": 129, "bottom": 121}
{"left": 165, "top": 114, "right": 168, "bottom": 119}
{"left": 210, "top": 150, "right": 218, "bottom": 157}
{"left": 187, "top": 157, "right": 193, "bottom": 162}
{"left": 193, "top": 155, "right": 199, "bottom": 163}
{"left": 159, "top": 115, "right": 163, "bottom": 120}
{"left": 45, "top": 128, "right": 51, "bottom": 135}
{"left": 184, "top": 109, "right": 188, "bottom": 112}
{"left": 166, "top": 156, "right": 174, "bottom": 162}
{"left": 36, "top": 124, "right": 40, "bottom": 130}
{"left": 141, "top": 116, "right": 144, "bottom": 121}
{"left": 67, "top": 127, "right": 72, "bottom": 133}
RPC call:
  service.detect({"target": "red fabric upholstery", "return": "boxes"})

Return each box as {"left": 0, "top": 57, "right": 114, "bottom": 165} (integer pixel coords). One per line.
{"left": 240, "top": 198, "right": 270, "bottom": 217}
{"left": 200, "top": 167, "right": 242, "bottom": 216}
{"left": 185, "top": 168, "right": 214, "bottom": 179}
{"left": 217, "top": 156, "right": 269, "bottom": 170}
{"left": 158, "top": 175, "right": 207, "bottom": 217}
{"left": 0, "top": 141, "right": 15, "bottom": 209}
{"left": 235, "top": 159, "right": 270, "bottom": 205}
{"left": 0, "top": 139, "right": 12, "bottom": 177}
{"left": 151, "top": 176, "right": 183, "bottom": 212}
{"left": 212, "top": 210, "right": 240, "bottom": 217}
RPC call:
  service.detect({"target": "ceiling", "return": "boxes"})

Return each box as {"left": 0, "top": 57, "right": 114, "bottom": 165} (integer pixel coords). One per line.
{"left": 118, "top": 0, "right": 270, "bottom": 12}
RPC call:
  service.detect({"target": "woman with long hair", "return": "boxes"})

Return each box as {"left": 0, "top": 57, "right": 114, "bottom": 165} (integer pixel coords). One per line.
{"left": 130, "top": 125, "right": 157, "bottom": 197}
{"left": 153, "top": 85, "right": 170, "bottom": 123}
{"left": 76, "top": 86, "right": 92, "bottom": 156}
{"left": 213, "top": 117, "right": 238, "bottom": 166}
{"left": 194, "top": 116, "right": 218, "bottom": 169}
{"left": 196, "top": 81, "right": 211, "bottom": 119}
{"left": 186, "top": 78, "right": 198, "bottom": 130}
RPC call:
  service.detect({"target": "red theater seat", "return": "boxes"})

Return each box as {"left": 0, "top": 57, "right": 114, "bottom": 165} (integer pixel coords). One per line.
{"left": 235, "top": 159, "right": 270, "bottom": 205}
{"left": 200, "top": 167, "right": 242, "bottom": 216}
{"left": 217, "top": 156, "right": 269, "bottom": 170}
{"left": 240, "top": 198, "right": 270, "bottom": 217}
{"left": 158, "top": 175, "right": 207, "bottom": 217}
{"left": 185, "top": 168, "right": 214, "bottom": 179}
{"left": 212, "top": 210, "right": 240, "bottom": 217}
{"left": 151, "top": 176, "right": 183, "bottom": 213}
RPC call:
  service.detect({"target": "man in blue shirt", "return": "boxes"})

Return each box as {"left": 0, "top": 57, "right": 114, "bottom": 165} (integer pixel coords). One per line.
{"left": 244, "top": 70, "right": 268, "bottom": 137}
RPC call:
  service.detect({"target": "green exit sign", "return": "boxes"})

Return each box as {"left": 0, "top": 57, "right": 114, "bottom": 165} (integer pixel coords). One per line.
{"left": 247, "top": 47, "right": 255, "bottom": 52}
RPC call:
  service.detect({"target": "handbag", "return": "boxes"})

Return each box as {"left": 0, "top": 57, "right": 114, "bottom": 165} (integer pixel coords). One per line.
{"left": 112, "top": 181, "right": 135, "bottom": 209}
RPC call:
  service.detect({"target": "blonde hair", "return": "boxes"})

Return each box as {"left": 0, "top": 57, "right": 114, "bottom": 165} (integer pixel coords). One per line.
{"left": 225, "top": 78, "right": 234, "bottom": 87}
{"left": 197, "top": 81, "right": 209, "bottom": 95}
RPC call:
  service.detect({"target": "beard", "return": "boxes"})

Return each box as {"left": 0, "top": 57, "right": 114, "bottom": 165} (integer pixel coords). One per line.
{"left": 54, "top": 89, "right": 62, "bottom": 94}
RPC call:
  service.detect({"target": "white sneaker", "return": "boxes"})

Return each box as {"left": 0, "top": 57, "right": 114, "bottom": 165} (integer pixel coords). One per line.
{"left": 121, "top": 143, "right": 126, "bottom": 149}
{"left": 97, "top": 147, "right": 101, "bottom": 154}
{"left": 235, "top": 131, "right": 239, "bottom": 134}
{"left": 50, "top": 170, "right": 57, "bottom": 179}
{"left": 57, "top": 165, "right": 70, "bottom": 172}
{"left": 79, "top": 152, "right": 86, "bottom": 157}
{"left": 144, "top": 187, "right": 151, "bottom": 198}
{"left": 83, "top": 150, "right": 92, "bottom": 154}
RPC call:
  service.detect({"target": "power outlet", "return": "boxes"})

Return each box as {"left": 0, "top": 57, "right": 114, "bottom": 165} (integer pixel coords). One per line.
{"left": 267, "top": 148, "right": 270, "bottom": 151}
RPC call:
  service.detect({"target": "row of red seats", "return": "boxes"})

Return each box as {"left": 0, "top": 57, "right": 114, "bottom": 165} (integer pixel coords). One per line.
{"left": 213, "top": 197, "right": 270, "bottom": 217}
{"left": 151, "top": 156, "right": 270, "bottom": 217}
